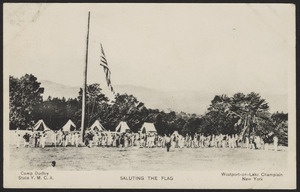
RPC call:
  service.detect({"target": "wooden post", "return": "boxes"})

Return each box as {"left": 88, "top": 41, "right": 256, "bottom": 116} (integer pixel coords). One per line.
{"left": 81, "top": 12, "right": 90, "bottom": 142}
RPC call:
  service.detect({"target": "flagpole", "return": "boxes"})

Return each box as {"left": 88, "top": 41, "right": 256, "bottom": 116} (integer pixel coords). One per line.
{"left": 81, "top": 11, "right": 90, "bottom": 142}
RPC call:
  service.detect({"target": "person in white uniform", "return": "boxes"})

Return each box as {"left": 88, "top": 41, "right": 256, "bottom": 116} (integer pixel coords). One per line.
{"left": 273, "top": 135, "right": 278, "bottom": 151}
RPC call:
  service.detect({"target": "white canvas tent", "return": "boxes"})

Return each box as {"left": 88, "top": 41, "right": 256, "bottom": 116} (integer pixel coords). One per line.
{"left": 62, "top": 120, "right": 76, "bottom": 132}
{"left": 140, "top": 122, "right": 157, "bottom": 133}
{"left": 33, "top": 120, "right": 51, "bottom": 131}
{"left": 89, "top": 120, "right": 106, "bottom": 131}
{"left": 115, "top": 121, "right": 131, "bottom": 133}
{"left": 172, "top": 131, "right": 179, "bottom": 137}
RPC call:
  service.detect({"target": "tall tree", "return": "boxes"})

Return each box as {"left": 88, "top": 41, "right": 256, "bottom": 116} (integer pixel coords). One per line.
{"left": 109, "top": 93, "right": 145, "bottom": 132}
{"left": 205, "top": 94, "right": 235, "bottom": 135}
{"left": 9, "top": 74, "right": 44, "bottom": 130}
{"left": 226, "top": 92, "right": 270, "bottom": 139}
{"left": 78, "top": 83, "right": 109, "bottom": 129}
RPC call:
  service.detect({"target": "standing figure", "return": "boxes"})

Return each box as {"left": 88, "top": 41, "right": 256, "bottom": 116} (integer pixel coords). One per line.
{"left": 165, "top": 134, "right": 171, "bottom": 152}
{"left": 210, "top": 135, "right": 215, "bottom": 148}
{"left": 234, "top": 134, "right": 238, "bottom": 148}
{"left": 115, "top": 134, "right": 120, "bottom": 147}
{"left": 214, "top": 135, "right": 219, "bottom": 148}
{"left": 197, "top": 133, "right": 201, "bottom": 148}
{"left": 23, "top": 133, "right": 31, "bottom": 148}
{"left": 229, "top": 135, "right": 234, "bottom": 149}
{"left": 53, "top": 131, "right": 57, "bottom": 147}
{"left": 62, "top": 133, "right": 67, "bottom": 147}
{"left": 75, "top": 132, "right": 79, "bottom": 147}
{"left": 260, "top": 136, "right": 265, "bottom": 150}
{"left": 218, "top": 134, "right": 223, "bottom": 148}
{"left": 200, "top": 134, "right": 205, "bottom": 148}
{"left": 38, "top": 132, "right": 42, "bottom": 147}
{"left": 93, "top": 133, "right": 98, "bottom": 147}
{"left": 141, "top": 134, "right": 146, "bottom": 147}
{"left": 107, "top": 131, "right": 112, "bottom": 147}
{"left": 193, "top": 134, "right": 198, "bottom": 148}
{"left": 273, "top": 135, "right": 278, "bottom": 151}
{"left": 249, "top": 135, "right": 255, "bottom": 149}
{"left": 120, "top": 134, "right": 125, "bottom": 148}
{"left": 71, "top": 132, "right": 76, "bottom": 146}
{"left": 245, "top": 136, "right": 249, "bottom": 149}
{"left": 185, "top": 134, "right": 189, "bottom": 148}
{"left": 161, "top": 135, "right": 165, "bottom": 148}
{"left": 254, "top": 136, "right": 261, "bottom": 149}
{"left": 40, "top": 132, "right": 47, "bottom": 148}
{"left": 57, "top": 130, "right": 63, "bottom": 146}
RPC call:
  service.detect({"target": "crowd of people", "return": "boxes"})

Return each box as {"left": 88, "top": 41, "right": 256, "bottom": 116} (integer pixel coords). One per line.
{"left": 12, "top": 129, "right": 279, "bottom": 152}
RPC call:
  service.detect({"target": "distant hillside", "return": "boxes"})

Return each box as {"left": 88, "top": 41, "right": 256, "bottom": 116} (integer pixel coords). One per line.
{"left": 40, "top": 80, "right": 79, "bottom": 100}
{"left": 114, "top": 85, "right": 213, "bottom": 114}
{"left": 39, "top": 80, "right": 287, "bottom": 114}
{"left": 40, "top": 80, "right": 211, "bottom": 114}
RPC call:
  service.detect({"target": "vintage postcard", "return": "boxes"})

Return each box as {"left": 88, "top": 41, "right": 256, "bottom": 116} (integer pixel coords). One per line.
{"left": 3, "top": 3, "right": 296, "bottom": 189}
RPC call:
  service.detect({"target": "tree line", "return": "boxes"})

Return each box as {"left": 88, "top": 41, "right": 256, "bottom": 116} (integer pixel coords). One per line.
{"left": 9, "top": 74, "right": 288, "bottom": 146}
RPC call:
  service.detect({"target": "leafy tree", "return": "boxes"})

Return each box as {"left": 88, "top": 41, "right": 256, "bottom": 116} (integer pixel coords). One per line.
{"left": 200, "top": 95, "right": 235, "bottom": 135}
{"left": 78, "top": 83, "right": 109, "bottom": 129}
{"left": 106, "top": 93, "right": 146, "bottom": 132}
{"left": 9, "top": 74, "right": 43, "bottom": 130}
{"left": 32, "top": 97, "right": 74, "bottom": 130}
{"left": 271, "top": 112, "right": 288, "bottom": 146}
{"left": 226, "top": 92, "right": 269, "bottom": 139}
{"left": 182, "top": 117, "right": 202, "bottom": 136}
{"left": 154, "top": 112, "right": 168, "bottom": 135}
{"left": 9, "top": 73, "right": 289, "bottom": 147}
{"left": 174, "top": 118, "right": 186, "bottom": 134}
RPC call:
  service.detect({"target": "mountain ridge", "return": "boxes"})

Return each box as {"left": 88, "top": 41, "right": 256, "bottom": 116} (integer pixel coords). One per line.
{"left": 40, "top": 80, "right": 288, "bottom": 114}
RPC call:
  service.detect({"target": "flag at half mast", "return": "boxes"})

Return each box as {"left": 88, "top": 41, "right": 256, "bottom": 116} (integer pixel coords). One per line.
{"left": 99, "top": 43, "right": 115, "bottom": 94}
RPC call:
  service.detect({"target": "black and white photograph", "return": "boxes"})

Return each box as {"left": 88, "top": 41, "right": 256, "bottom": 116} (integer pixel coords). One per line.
{"left": 3, "top": 3, "right": 296, "bottom": 189}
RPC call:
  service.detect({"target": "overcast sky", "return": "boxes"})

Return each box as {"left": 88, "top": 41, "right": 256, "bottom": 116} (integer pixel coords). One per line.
{"left": 4, "top": 3, "right": 294, "bottom": 112}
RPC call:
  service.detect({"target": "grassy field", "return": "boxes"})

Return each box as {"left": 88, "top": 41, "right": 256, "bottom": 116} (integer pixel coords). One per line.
{"left": 9, "top": 145, "right": 287, "bottom": 171}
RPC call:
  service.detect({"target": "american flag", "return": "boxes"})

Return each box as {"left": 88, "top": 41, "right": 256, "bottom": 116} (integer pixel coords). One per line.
{"left": 99, "top": 43, "right": 115, "bottom": 94}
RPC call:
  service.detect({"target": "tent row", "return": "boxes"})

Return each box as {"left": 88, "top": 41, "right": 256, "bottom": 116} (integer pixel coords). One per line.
{"left": 32, "top": 119, "right": 157, "bottom": 133}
